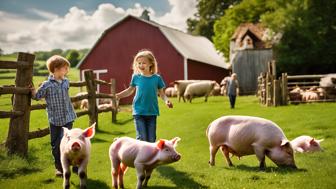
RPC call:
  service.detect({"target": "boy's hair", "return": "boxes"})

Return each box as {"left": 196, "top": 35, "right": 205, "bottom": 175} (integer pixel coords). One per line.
{"left": 46, "top": 55, "right": 70, "bottom": 73}
{"left": 132, "top": 49, "right": 158, "bottom": 74}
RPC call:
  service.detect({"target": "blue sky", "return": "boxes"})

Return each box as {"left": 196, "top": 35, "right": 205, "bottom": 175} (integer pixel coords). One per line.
{"left": 0, "top": 0, "right": 197, "bottom": 53}
{"left": 0, "top": 0, "right": 171, "bottom": 19}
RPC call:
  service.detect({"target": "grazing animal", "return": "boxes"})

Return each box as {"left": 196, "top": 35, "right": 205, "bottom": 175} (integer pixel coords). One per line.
{"left": 206, "top": 115, "right": 297, "bottom": 170}
{"left": 173, "top": 80, "right": 200, "bottom": 102}
{"left": 184, "top": 81, "right": 216, "bottom": 103}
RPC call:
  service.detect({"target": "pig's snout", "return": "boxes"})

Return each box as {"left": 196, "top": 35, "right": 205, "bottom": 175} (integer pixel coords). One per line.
{"left": 71, "top": 142, "right": 81, "bottom": 151}
{"left": 173, "top": 154, "right": 181, "bottom": 161}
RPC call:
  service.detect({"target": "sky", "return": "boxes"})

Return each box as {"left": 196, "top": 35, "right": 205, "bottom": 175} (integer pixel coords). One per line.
{"left": 0, "top": 0, "right": 197, "bottom": 54}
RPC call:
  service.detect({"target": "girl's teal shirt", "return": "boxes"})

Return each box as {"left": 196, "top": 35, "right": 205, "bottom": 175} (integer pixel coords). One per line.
{"left": 130, "top": 74, "right": 165, "bottom": 116}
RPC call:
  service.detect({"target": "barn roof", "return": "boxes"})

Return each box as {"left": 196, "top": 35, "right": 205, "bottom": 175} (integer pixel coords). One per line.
{"left": 77, "top": 15, "right": 228, "bottom": 69}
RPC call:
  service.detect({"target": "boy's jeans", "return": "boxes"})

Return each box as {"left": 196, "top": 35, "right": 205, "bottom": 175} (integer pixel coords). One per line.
{"left": 49, "top": 122, "right": 73, "bottom": 171}
{"left": 133, "top": 115, "right": 157, "bottom": 142}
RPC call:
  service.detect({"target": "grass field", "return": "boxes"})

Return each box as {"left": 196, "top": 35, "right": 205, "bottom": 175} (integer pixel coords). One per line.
{"left": 1, "top": 57, "right": 336, "bottom": 188}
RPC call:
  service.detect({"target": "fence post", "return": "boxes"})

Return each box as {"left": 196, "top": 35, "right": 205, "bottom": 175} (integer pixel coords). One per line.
{"left": 273, "top": 80, "right": 280, "bottom": 106}
{"left": 110, "top": 78, "right": 117, "bottom": 123}
{"left": 281, "top": 73, "right": 288, "bottom": 105}
{"left": 84, "top": 70, "right": 98, "bottom": 129}
{"left": 5, "top": 52, "right": 35, "bottom": 157}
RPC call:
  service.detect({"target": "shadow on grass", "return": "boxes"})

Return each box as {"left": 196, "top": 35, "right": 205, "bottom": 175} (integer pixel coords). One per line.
{"left": 113, "top": 117, "right": 134, "bottom": 125}
{"left": 0, "top": 167, "right": 41, "bottom": 179}
{"left": 70, "top": 178, "right": 110, "bottom": 189}
{"left": 91, "top": 137, "right": 108, "bottom": 143}
{"left": 154, "top": 166, "right": 208, "bottom": 189}
{"left": 233, "top": 164, "right": 307, "bottom": 174}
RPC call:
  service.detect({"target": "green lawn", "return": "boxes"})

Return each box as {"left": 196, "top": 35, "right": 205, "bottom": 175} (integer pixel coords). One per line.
{"left": 1, "top": 95, "right": 336, "bottom": 189}
{"left": 1, "top": 57, "right": 336, "bottom": 188}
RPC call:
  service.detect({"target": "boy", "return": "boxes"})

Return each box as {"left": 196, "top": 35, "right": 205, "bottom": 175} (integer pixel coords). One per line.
{"left": 227, "top": 73, "right": 239, "bottom": 109}
{"left": 31, "top": 55, "right": 77, "bottom": 177}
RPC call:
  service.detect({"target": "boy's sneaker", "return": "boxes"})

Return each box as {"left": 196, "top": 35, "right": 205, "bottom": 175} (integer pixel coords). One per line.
{"left": 55, "top": 169, "right": 63, "bottom": 177}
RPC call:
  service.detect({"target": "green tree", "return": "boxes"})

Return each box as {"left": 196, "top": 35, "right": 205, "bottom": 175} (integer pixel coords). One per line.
{"left": 66, "top": 50, "right": 80, "bottom": 67}
{"left": 187, "top": 0, "right": 241, "bottom": 41}
{"left": 262, "top": 0, "right": 336, "bottom": 74}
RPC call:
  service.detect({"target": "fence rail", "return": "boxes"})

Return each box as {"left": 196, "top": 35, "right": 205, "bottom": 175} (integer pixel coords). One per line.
{"left": 0, "top": 52, "right": 118, "bottom": 157}
{"left": 257, "top": 62, "right": 336, "bottom": 106}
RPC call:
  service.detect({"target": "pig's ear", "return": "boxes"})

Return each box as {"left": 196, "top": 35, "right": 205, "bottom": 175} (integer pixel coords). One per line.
{"left": 281, "top": 140, "right": 291, "bottom": 147}
{"left": 157, "top": 139, "right": 165, "bottom": 150}
{"left": 83, "top": 123, "right": 95, "bottom": 139}
{"left": 171, "top": 137, "right": 181, "bottom": 146}
{"left": 280, "top": 140, "right": 293, "bottom": 153}
{"left": 309, "top": 138, "right": 317, "bottom": 145}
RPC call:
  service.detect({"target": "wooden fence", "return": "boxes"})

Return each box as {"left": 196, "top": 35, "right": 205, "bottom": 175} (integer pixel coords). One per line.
{"left": 257, "top": 61, "right": 336, "bottom": 106}
{"left": 0, "top": 52, "right": 118, "bottom": 157}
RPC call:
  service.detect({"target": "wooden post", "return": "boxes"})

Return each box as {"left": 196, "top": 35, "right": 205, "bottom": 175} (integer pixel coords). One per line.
{"left": 266, "top": 72, "right": 270, "bottom": 106}
{"left": 273, "top": 80, "right": 280, "bottom": 106}
{"left": 6, "top": 52, "right": 34, "bottom": 157}
{"left": 281, "top": 73, "right": 288, "bottom": 105}
{"left": 84, "top": 70, "right": 98, "bottom": 129}
{"left": 271, "top": 60, "right": 276, "bottom": 77}
{"left": 262, "top": 73, "right": 267, "bottom": 105}
{"left": 110, "top": 78, "right": 117, "bottom": 123}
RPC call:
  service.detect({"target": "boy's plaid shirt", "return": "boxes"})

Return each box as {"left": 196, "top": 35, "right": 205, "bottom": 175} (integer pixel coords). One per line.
{"left": 33, "top": 75, "right": 76, "bottom": 126}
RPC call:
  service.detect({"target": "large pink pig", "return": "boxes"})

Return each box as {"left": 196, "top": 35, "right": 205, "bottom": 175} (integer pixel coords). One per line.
{"left": 109, "top": 137, "right": 181, "bottom": 189}
{"left": 60, "top": 123, "right": 95, "bottom": 189}
{"left": 291, "top": 135, "right": 324, "bottom": 153}
{"left": 206, "top": 116, "right": 297, "bottom": 170}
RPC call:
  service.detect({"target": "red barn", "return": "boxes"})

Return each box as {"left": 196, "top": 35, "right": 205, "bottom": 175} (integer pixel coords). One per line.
{"left": 77, "top": 14, "right": 229, "bottom": 104}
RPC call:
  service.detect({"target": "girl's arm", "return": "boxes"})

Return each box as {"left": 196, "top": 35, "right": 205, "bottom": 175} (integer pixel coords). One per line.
{"left": 116, "top": 86, "right": 135, "bottom": 100}
{"left": 158, "top": 88, "right": 173, "bottom": 108}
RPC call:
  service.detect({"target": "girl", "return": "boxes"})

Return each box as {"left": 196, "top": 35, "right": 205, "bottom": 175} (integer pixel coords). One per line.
{"left": 116, "top": 50, "right": 173, "bottom": 142}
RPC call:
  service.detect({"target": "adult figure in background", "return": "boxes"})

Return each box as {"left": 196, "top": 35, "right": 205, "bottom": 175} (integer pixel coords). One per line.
{"left": 227, "top": 73, "right": 239, "bottom": 109}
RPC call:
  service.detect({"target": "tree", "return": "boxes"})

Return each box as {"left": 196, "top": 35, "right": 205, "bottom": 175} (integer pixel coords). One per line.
{"left": 213, "top": 0, "right": 336, "bottom": 75}
{"left": 187, "top": 0, "right": 241, "bottom": 41}
{"left": 262, "top": 0, "right": 336, "bottom": 74}
{"left": 0, "top": 48, "right": 3, "bottom": 56}
{"left": 66, "top": 50, "right": 80, "bottom": 67}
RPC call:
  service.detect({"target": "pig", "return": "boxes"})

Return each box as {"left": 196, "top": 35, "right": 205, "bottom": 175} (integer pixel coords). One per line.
{"left": 206, "top": 115, "right": 297, "bottom": 170}
{"left": 291, "top": 135, "right": 324, "bottom": 153}
{"left": 60, "top": 123, "right": 95, "bottom": 189}
{"left": 184, "top": 81, "right": 216, "bottom": 103}
{"left": 109, "top": 137, "right": 181, "bottom": 189}
{"left": 301, "top": 91, "right": 319, "bottom": 102}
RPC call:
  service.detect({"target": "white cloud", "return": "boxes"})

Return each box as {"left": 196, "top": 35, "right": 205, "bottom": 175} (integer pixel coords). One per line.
{"left": 0, "top": 0, "right": 197, "bottom": 54}
{"left": 154, "top": 0, "right": 197, "bottom": 30}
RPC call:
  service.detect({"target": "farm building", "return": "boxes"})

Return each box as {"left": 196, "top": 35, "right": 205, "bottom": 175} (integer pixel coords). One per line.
{"left": 230, "top": 23, "right": 274, "bottom": 95}
{"left": 77, "top": 13, "right": 229, "bottom": 104}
